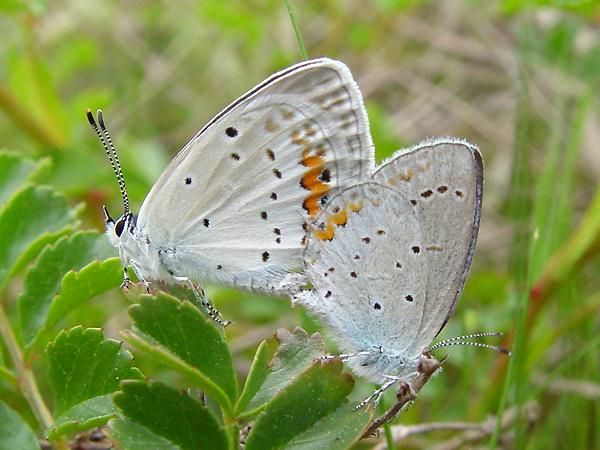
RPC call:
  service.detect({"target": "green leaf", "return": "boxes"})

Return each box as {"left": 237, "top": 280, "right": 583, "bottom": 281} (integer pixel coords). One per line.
{"left": 126, "top": 293, "right": 237, "bottom": 406}
{"left": 243, "top": 328, "right": 325, "bottom": 415}
{"left": 245, "top": 359, "right": 365, "bottom": 450}
{"left": 46, "top": 327, "right": 142, "bottom": 435}
{"left": 45, "top": 258, "right": 122, "bottom": 335}
{"left": 235, "top": 340, "right": 269, "bottom": 415}
{"left": 112, "top": 380, "right": 228, "bottom": 450}
{"left": 0, "top": 400, "right": 38, "bottom": 450}
{"left": 0, "top": 150, "right": 46, "bottom": 207}
{"left": 109, "top": 418, "right": 179, "bottom": 450}
{"left": 49, "top": 394, "right": 115, "bottom": 439}
{"left": 0, "top": 184, "right": 78, "bottom": 290}
{"left": 282, "top": 404, "right": 373, "bottom": 450}
{"left": 18, "top": 231, "right": 119, "bottom": 348}
{"left": 122, "top": 330, "right": 234, "bottom": 417}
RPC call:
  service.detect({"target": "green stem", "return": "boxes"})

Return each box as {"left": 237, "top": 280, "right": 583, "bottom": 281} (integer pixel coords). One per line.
{"left": 0, "top": 300, "right": 54, "bottom": 431}
{"left": 227, "top": 423, "right": 239, "bottom": 450}
{"left": 283, "top": 0, "right": 308, "bottom": 60}
{"left": 379, "top": 398, "right": 395, "bottom": 449}
{"left": 0, "top": 363, "right": 17, "bottom": 385}
{"left": 0, "top": 85, "right": 64, "bottom": 150}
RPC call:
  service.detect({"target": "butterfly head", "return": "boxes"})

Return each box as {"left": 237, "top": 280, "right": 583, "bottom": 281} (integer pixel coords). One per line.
{"left": 103, "top": 205, "right": 137, "bottom": 247}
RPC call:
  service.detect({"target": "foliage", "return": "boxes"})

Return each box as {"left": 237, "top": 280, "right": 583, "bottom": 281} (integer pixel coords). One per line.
{"left": 0, "top": 2, "right": 599, "bottom": 449}
{"left": 0, "top": 154, "right": 373, "bottom": 448}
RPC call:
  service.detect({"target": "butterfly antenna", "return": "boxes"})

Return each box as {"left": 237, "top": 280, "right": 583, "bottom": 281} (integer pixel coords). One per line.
{"left": 431, "top": 332, "right": 503, "bottom": 347}
{"left": 86, "top": 109, "right": 130, "bottom": 215}
{"left": 430, "top": 340, "right": 511, "bottom": 355}
{"left": 429, "top": 332, "right": 510, "bottom": 355}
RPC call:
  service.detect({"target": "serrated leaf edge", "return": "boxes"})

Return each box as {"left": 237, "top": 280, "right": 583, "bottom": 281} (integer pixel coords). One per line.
{"left": 122, "top": 329, "right": 234, "bottom": 417}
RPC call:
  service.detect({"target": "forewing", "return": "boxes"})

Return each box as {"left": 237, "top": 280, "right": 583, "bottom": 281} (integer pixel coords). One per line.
{"left": 137, "top": 58, "right": 374, "bottom": 290}
{"left": 303, "top": 183, "right": 427, "bottom": 354}
{"left": 372, "top": 138, "right": 483, "bottom": 346}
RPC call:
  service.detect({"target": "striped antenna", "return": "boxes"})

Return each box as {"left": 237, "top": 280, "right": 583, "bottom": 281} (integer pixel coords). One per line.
{"left": 429, "top": 332, "right": 510, "bottom": 355}
{"left": 86, "top": 109, "right": 130, "bottom": 215}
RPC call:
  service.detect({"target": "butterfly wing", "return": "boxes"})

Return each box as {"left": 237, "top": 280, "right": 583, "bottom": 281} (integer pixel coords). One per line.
{"left": 137, "top": 58, "right": 374, "bottom": 292}
{"left": 301, "top": 182, "right": 427, "bottom": 356}
{"left": 372, "top": 138, "right": 483, "bottom": 349}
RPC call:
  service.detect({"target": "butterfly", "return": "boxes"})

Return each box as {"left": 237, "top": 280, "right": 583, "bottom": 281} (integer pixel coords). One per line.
{"left": 88, "top": 58, "right": 374, "bottom": 322}
{"left": 295, "top": 138, "right": 501, "bottom": 405}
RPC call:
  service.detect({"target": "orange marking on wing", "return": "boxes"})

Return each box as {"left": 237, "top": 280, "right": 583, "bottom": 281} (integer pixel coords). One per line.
{"left": 303, "top": 186, "right": 330, "bottom": 217}
{"left": 301, "top": 166, "right": 325, "bottom": 189}
{"left": 330, "top": 209, "right": 348, "bottom": 226}
{"left": 300, "top": 151, "right": 330, "bottom": 217}
{"left": 301, "top": 148, "right": 323, "bottom": 167}
{"left": 314, "top": 222, "right": 335, "bottom": 241}
{"left": 314, "top": 202, "right": 363, "bottom": 241}
{"left": 303, "top": 155, "right": 322, "bottom": 167}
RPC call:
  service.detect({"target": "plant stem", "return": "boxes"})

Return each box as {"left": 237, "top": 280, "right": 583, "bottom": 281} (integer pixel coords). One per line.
{"left": 227, "top": 423, "right": 239, "bottom": 450}
{"left": 283, "top": 0, "right": 308, "bottom": 60}
{"left": 0, "top": 85, "right": 64, "bottom": 150}
{"left": 379, "top": 398, "right": 395, "bottom": 449}
{"left": 362, "top": 356, "right": 441, "bottom": 438}
{"left": 0, "top": 300, "right": 54, "bottom": 431}
{"left": 0, "top": 363, "right": 17, "bottom": 385}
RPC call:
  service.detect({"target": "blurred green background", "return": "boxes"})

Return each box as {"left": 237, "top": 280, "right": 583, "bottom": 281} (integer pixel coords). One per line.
{"left": 1, "top": 0, "right": 599, "bottom": 448}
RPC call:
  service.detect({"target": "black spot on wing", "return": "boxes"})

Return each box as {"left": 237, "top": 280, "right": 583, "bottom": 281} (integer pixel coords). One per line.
{"left": 319, "top": 169, "right": 331, "bottom": 182}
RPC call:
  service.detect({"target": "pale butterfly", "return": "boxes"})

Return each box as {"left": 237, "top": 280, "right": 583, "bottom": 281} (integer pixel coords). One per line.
{"left": 295, "top": 138, "right": 506, "bottom": 405}
{"left": 87, "top": 58, "right": 374, "bottom": 324}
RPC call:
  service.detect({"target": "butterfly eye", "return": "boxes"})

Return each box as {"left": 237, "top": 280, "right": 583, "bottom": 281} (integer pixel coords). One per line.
{"left": 114, "top": 218, "right": 126, "bottom": 237}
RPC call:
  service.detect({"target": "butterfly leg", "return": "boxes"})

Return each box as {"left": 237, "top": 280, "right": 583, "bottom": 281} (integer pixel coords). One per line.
{"left": 173, "top": 276, "right": 231, "bottom": 327}
{"left": 316, "top": 350, "right": 372, "bottom": 362}
{"left": 355, "top": 375, "right": 399, "bottom": 410}
{"left": 126, "top": 259, "right": 151, "bottom": 293}
{"left": 121, "top": 267, "right": 131, "bottom": 289}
